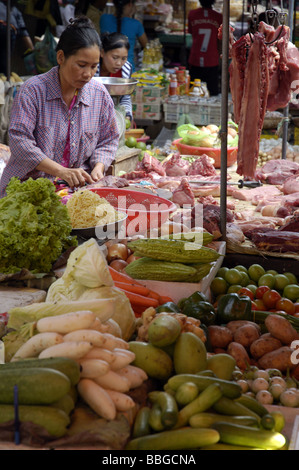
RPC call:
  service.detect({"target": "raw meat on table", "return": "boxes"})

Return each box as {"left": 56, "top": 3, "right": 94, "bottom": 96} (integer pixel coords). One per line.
{"left": 172, "top": 178, "right": 195, "bottom": 207}
{"left": 187, "top": 154, "right": 217, "bottom": 177}
{"left": 282, "top": 175, "right": 299, "bottom": 195}
{"left": 230, "top": 184, "right": 282, "bottom": 202}
{"left": 255, "top": 159, "right": 299, "bottom": 185}
{"left": 163, "top": 152, "right": 190, "bottom": 176}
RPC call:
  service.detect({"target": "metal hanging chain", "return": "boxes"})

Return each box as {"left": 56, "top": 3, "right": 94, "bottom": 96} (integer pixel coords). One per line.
{"left": 251, "top": 0, "right": 259, "bottom": 32}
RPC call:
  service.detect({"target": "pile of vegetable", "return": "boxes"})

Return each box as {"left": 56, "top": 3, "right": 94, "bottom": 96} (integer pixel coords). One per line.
{"left": 126, "top": 313, "right": 287, "bottom": 450}
{"left": 123, "top": 235, "right": 221, "bottom": 283}
{"left": 176, "top": 122, "right": 238, "bottom": 148}
{"left": 0, "top": 177, "right": 77, "bottom": 274}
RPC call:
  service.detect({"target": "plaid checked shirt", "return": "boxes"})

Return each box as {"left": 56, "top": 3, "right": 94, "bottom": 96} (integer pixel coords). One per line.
{"left": 0, "top": 66, "right": 119, "bottom": 197}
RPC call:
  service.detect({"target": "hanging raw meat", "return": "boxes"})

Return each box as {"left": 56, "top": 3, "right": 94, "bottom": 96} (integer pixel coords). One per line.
{"left": 236, "top": 32, "right": 270, "bottom": 178}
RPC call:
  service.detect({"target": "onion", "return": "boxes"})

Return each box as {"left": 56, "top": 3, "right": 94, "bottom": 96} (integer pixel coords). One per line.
{"left": 107, "top": 243, "right": 128, "bottom": 262}
{"left": 109, "top": 259, "right": 128, "bottom": 272}
{"left": 126, "top": 253, "right": 140, "bottom": 264}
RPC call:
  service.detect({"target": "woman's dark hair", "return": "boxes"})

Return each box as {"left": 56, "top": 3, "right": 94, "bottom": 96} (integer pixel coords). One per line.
{"left": 200, "top": 0, "right": 215, "bottom": 8}
{"left": 56, "top": 15, "right": 102, "bottom": 57}
{"left": 101, "top": 32, "right": 130, "bottom": 52}
{"left": 113, "top": 0, "right": 132, "bottom": 33}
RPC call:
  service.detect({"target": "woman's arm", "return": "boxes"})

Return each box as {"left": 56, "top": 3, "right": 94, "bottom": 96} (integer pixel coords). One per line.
{"left": 36, "top": 158, "right": 95, "bottom": 187}
{"left": 137, "top": 32, "right": 147, "bottom": 49}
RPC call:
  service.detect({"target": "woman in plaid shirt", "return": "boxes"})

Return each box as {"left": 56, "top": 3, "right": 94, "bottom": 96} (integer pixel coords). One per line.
{"left": 0, "top": 16, "right": 119, "bottom": 197}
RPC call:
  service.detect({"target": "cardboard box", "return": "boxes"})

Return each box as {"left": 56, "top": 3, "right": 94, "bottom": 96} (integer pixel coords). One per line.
{"left": 133, "top": 103, "right": 162, "bottom": 120}
{"left": 132, "top": 86, "right": 167, "bottom": 104}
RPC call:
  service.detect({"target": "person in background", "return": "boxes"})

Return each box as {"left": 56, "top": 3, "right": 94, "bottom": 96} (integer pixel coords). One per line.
{"left": 56, "top": 0, "right": 76, "bottom": 37}
{"left": 100, "top": 0, "right": 147, "bottom": 72}
{"left": 0, "top": 16, "right": 119, "bottom": 197}
{"left": 0, "top": 0, "right": 34, "bottom": 76}
{"left": 86, "top": 0, "right": 107, "bottom": 34}
{"left": 188, "top": 0, "right": 223, "bottom": 96}
{"left": 97, "top": 31, "right": 132, "bottom": 121}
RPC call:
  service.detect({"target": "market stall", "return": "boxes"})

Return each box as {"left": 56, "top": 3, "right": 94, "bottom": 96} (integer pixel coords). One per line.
{"left": 1, "top": 0, "right": 299, "bottom": 453}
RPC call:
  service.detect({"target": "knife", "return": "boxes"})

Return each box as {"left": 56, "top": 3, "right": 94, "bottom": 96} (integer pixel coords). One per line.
{"left": 189, "top": 179, "right": 263, "bottom": 188}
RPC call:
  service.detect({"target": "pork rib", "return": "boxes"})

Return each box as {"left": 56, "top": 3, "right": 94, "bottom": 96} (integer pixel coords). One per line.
{"left": 236, "top": 32, "right": 269, "bottom": 179}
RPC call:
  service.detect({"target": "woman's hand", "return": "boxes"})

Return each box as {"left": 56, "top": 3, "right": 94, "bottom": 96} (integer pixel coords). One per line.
{"left": 91, "top": 162, "right": 105, "bottom": 181}
{"left": 60, "top": 167, "right": 95, "bottom": 188}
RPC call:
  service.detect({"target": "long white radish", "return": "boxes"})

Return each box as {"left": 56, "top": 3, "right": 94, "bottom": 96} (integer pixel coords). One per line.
{"left": 89, "top": 317, "right": 103, "bottom": 332}
{"left": 117, "top": 365, "right": 148, "bottom": 389}
{"left": 112, "top": 348, "right": 135, "bottom": 361}
{"left": 78, "top": 359, "right": 110, "bottom": 378}
{"left": 82, "top": 347, "right": 116, "bottom": 364}
{"left": 39, "top": 341, "right": 93, "bottom": 360}
{"left": 11, "top": 332, "right": 64, "bottom": 361}
{"left": 101, "top": 333, "right": 129, "bottom": 351}
{"left": 93, "top": 370, "right": 131, "bottom": 393}
{"left": 63, "top": 329, "right": 106, "bottom": 347}
{"left": 105, "top": 389, "right": 136, "bottom": 412}
{"left": 110, "top": 350, "right": 134, "bottom": 371}
{"left": 102, "top": 319, "right": 122, "bottom": 338}
{"left": 127, "top": 364, "right": 148, "bottom": 381}
{"left": 77, "top": 379, "right": 116, "bottom": 420}
{"left": 36, "top": 310, "right": 96, "bottom": 334}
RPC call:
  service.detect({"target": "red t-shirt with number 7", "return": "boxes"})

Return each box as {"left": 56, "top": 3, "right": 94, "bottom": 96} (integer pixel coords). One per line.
{"left": 188, "top": 7, "right": 223, "bottom": 68}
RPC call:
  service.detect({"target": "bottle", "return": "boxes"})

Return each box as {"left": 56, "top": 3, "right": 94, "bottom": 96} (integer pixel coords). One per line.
{"left": 169, "top": 74, "right": 178, "bottom": 96}
{"left": 185, "top": 70, "right": 190, "bottom": 94}
{"left": 189, "top": 86, "right": 201, "bottom": 104}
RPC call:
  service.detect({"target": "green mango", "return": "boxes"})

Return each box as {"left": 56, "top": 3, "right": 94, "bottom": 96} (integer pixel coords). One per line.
{"left": 148, "top": 315, "right": 181, "bottom": 348}
{"left": 206, "top": 354, "right": 236, "bottom": 381}
{"left": 129, "top": 341, "right": 173, "bottom": 381}
{"left": 173, "top": 332, "right": 207, "bottom": 374}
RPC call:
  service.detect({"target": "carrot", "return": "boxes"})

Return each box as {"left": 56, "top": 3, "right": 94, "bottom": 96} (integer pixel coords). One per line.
{"left": 109, "top": 266, "right": 143, "bottom": 286}
{"left": 147, "top": 291, "right": 162, "bottom": 303}
{"left": 121, "top": 289, "right": 159, "bottom": 308}
{"left": 114, "top": 281, "right": 150, "bottom": 297}
{"left": 159, "top": 295, "right": 175, "bottom": 304}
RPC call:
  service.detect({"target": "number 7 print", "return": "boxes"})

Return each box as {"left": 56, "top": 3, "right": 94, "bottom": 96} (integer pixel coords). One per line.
{"left": 198, "top": 28, "right": 211, "bottom": 52}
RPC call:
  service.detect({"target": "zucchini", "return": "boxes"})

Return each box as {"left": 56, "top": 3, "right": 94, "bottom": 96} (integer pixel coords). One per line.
{"left": 51, "top": 394, "right": 75, "bottom": 415}
{"left": 260, "top": 413, "right": 276, "bottom": 431}
{"left": 126, "top": 427, "right": 220, "bottom": 450}
{"left": 0, "top": 404, "right": 70, "bottom": 438}
{"left": 236, "top": 394, "right": 269, "bottom": 417}
{"left": 175, "top": 383, "right": 223, "bottom": 428}
{"left": 189, "top": 412, "right": 259, "bottom": 428}
{"left": 148, "top": 391, "right": 178, "bottom": 428}
{"left": 212, "top": 422, "right": 286, "bottom": 450}
{"left": 0, "top": 367, "right": 71, "bottom": 405}
{"left": 212, "top": 396, "right": 260, "bottom": 420}
{"left": 166, "top": 374, "right": 242, "bottom": 399}
{"left": 0, "top": 357, "right": 81, "bottom": 386}
{"left": 127, "top": 238, "right": 221, "bottom": 264}
{"left": 200, "top": 443, "right": 263, "bottom": 450}
{"left": 132, "top": 406, "right": 151, "bottom": 438}
{"left": 175, "top": 381, "right": 199, "bottom": 406}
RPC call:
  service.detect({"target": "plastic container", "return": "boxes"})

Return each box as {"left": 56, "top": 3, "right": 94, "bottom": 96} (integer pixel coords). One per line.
{"left": 89, "top": 188, "right": 177, "bottom": 237}
{"left": 172, "top": 138, "right": 238, "bottom": 168}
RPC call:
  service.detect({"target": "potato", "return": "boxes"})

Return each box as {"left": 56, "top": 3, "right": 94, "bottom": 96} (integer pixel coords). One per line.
{"left": 208, "top": 325, "right": 233, "bottom": 349}
{"left": 227, "top": 342, "right": 250, "bottom": 370}
{"left": 258, "top": 346, "right": 295, "bottom": 372}
{"left": 265, "top": 314, "right": 299, "bottom": 345}
{"left": 233, "top": 324, "right": 260, "bottom": 348}
{"left": 226, "top": 321, "right": 261, "bottom": 335}
{"left": 250, "top": 333, "right": 282, "bottom": 359}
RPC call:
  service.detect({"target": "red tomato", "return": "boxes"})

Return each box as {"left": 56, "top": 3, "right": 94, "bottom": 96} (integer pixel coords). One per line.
{"left": 251, "top": 301, "right": 258, "bottom": 311}
{"left": 255, "top": 286, "right": 271, "bottom": 299}
{"left": 268, "top": 309, "right": 287, "bottom": 315}
{"left": 262, "top": 290, "right": 282, "bottom": 309}
{"left": 238, "top": 287, "right": 255, "bottom": 301}
{"left": 275, "top": 297, "right": 296, "bottom": 315}
{"left": 294, "top": 303, "right": 299, "bottom": 314}
{"left": 254, "top": 298, "right": 266, "bottom": 310}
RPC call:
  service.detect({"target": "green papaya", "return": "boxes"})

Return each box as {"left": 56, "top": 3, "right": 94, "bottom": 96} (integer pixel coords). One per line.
{"left": 206, "top": 354, "right": 236, "bottom": 381}
{"left": 129, "top": 341, "right": 173, "bottom": 381}
{"left": 148, "top": 315, "right": 181, "bottom": 348}
{"left": 173, "top": 332, "right": 207, "bottom": 374}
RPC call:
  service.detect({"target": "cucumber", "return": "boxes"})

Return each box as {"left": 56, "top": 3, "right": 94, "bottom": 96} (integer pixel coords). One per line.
{"left": 200, "top": 443, "right": 263, "bottom": 450}
{"left": 175, "top": 382, "right": 199, "bottom": 406}
{"left": 132, "top": 406, "right": 151, "bottom": 438}
{"left": 148, "top": 391, "right": 178, "bottom": 428}
{"left": 212, "top": 422, "right": 286, "bottom": 450}
{"left": 51, "top": 394, "right": 75, "bottom": 415}
{"left": 236, "top": 394, "right": 269, "bottom": 417}
{"left": 260, "top": 413, "right": 276, "bottom": 431}
{"left": 166, "top": 374, "right": 242, "bottom": 399}
{"left": 212, "top": 396, "right": 260, "bottom": 420}
{"left": 0, "top": 404, "right": 70, "bottom": 438}
{"left": 0, "top": 357, "right": 81, "bottom": 386}
{"left": 0, "top": 367, "right": 71, "bottom": 405}
{"left": 189, "top": 412, "right": 259, "bottom": 428}
{"left": 126, "top": 427, "right": 220, "bottom": 450}
{"left": 175, "top": 383, "right": 223, "bottom": 428}
{"left": 148, "top": 403, "right": 165, "bottom": 432}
